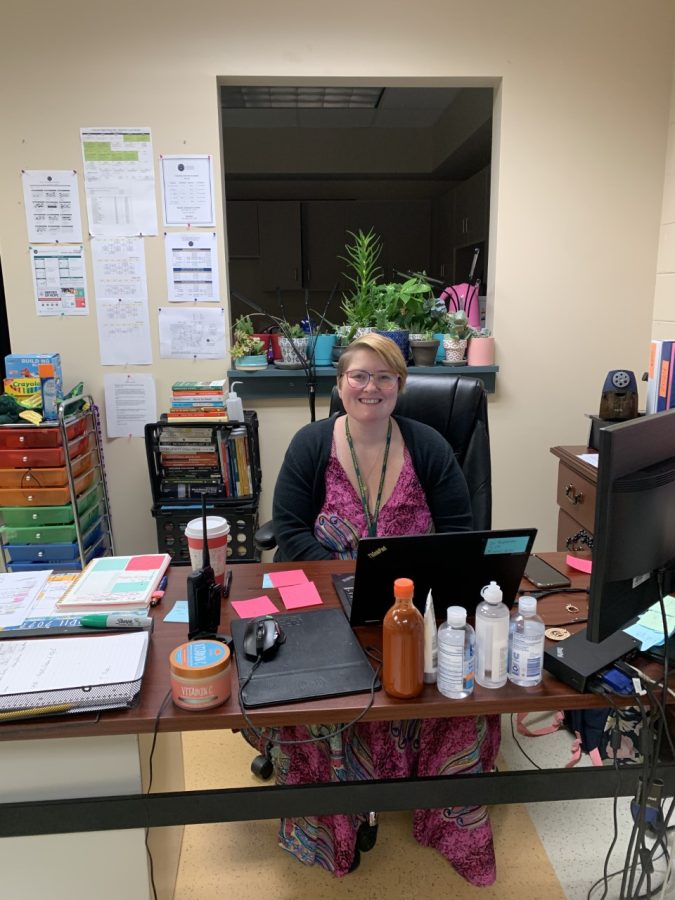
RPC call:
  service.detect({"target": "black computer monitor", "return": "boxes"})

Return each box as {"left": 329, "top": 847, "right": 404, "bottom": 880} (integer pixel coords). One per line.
{"left": 588, "top": 408, "right": 675, "bottom": 643}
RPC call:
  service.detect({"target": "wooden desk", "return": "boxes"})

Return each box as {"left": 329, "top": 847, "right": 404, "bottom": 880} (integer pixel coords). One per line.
{"left": 550, "top": 446, "right": 598, "bottom": 551}
{"left": 1, "top": 554, "right": 673, "bottom": 900}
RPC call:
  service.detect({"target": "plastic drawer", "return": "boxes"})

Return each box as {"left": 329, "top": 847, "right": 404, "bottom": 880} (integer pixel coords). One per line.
{"left": 0, "top": 467, "right": 97, "bottom": 506}
{"left": 0, "top": 451, "right": 93, "bottom": 488}
{"left": 7, "top": 539, "right": 107, "bottom": 572}
{"left": 5, "top": 522, "right": 104, "bottom": 562}
{"left": 0, "top": 502, "right": 102, "bottom": 544}
{"left": 0, "top": 432, "right": 90, "bottom": 468}
{"left": 0, "top": 484, "right": 102, "bottom": 526}
{"left": 0, "top": 416, "right": 87, "bottom": 449}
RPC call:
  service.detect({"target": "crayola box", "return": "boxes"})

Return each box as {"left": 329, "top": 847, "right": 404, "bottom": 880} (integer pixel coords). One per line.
{"left": 5, "top": 354, "right": 63, "bottom": 400}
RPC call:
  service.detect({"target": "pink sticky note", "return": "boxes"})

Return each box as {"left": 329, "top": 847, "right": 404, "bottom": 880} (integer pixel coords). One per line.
{"left": 268, "top": 569, "right": 309, "bottom": 588}
{"left": 279, "top": 581, "right": 323, "bottom": 610}
{"left": 231, "top": 595, "right": 279, "bottom": 618}
{"left": 126, "top": 555, "right": 168, "bottom": 571}
{"left": 566, "top": 554, "right": 593, "bottom": 574}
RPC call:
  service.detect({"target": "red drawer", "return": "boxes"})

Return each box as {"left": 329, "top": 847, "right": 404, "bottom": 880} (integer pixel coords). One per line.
{"left": 0, "top": 416, "right": 87, "bottom": 449}
{"left": 0, "top": 433, "right": 90, "bottom": 468}
{"left": 0, "top": 451, "right": 93, "bottom": 488}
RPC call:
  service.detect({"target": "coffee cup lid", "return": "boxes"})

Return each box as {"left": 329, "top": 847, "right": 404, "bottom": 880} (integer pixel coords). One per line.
{"left": 185, "top": 516, "right": 230, "bottom": 539}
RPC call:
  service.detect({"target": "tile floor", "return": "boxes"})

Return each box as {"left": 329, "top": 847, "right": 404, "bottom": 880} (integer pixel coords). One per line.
{"left": 169, "top": 712, "right": 674, "bottom": 900}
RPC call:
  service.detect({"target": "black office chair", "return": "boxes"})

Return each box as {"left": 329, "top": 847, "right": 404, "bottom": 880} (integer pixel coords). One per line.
{"left": 254, "top": 373, "right": 491, "bottom": 552}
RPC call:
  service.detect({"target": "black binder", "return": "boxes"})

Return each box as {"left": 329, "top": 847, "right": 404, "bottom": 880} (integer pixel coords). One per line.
{"left": 231, "top": 608, "right": 380, "bottom": 708}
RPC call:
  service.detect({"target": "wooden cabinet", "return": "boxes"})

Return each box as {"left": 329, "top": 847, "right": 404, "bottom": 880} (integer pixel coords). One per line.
{"left": 301, "top": 201, "right": 349, "bottom": 290}
{"left": 434, "top": 189, "right": 454, "bottom": 281}
{"left": 550, "top": 446, "right": 597, "bottom": 551}
{"left": 453, "top": 166, "right": 489, "bottom": 248}
{"left": 225, "top": 201, "right": 259, "bottom": 258}
{"left": 258, "top": 201, "right": 302, "bottom": 290}
{"left": 347, "top": 201, "right": 431, "bottom": 280}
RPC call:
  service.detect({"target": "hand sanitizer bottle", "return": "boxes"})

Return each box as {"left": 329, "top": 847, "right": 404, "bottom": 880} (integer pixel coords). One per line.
{"left": 508, "top": 595, "right": 545, "bottom": 686}
{"left": 437, "top": 606, "right": 475, "bottom": 699}
{"left": 475, "top": 581, "right": 509, "bottom": 689}
{"left": 226, "top": 381, "right": 244, "bottom": 422}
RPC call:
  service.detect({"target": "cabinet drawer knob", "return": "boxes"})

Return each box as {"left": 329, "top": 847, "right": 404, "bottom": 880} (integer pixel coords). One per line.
{"left": 564, "top": 483, "right": 584, "bottom": 505}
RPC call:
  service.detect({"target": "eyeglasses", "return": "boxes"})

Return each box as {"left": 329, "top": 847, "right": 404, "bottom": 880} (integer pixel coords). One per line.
{"left": 344, "top": 369, "right": 399, "bottom": 390}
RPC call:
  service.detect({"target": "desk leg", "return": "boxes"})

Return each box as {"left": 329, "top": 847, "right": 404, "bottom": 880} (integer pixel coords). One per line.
{"left": 0, "top": 732, "right": 184, "bottom": 900}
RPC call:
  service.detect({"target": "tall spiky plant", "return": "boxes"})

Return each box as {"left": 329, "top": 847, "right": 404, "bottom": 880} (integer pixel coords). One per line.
{"left": 339, "top": 229, "right": 383, "bottom": 328}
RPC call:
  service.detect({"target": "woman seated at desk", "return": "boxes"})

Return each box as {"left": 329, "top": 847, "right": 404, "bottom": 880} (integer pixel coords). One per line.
{"left": 244, "top": 333, "right": 500, "bottom": 884}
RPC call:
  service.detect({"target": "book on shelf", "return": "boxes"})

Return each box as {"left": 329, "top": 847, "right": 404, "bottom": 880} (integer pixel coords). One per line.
{"left": 56, "top": 554, "right": 170, "bottom": 613}
{"left": 159, "top": 481, "right": 225, "bottom": 499}
{"left": 159, "top": 427, "right": 215, "bottom": 443}
{"left": 646, "top": 339, "right": 675, "bottom": 414}
{"left": 171, "top": 379, "right": 227, "bottom": 392}
{"left": 167, "top": 414, "right": 228, "bottom": 423}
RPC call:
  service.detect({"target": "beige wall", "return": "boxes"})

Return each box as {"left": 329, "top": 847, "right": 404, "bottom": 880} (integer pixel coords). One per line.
{"left": 655, "top": 55, "right": 675, "bottom": 338}
{"left": 0, "top": 1, "right": 673, "bottom": 556}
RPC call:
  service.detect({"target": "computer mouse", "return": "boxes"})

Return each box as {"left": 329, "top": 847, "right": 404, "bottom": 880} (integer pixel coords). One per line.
{"left": 243, "top": 616, "right": 286, "bottom": 661}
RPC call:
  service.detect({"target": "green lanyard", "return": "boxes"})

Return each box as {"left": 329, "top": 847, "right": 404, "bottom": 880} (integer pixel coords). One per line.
{"left": 345, "top": 416, "right": 392, "bottom": 537}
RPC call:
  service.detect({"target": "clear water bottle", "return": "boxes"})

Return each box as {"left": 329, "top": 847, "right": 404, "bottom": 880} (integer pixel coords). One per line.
{"left": 437, "top": 606, "right": 475, "bottom": 699}
{"left": 508, "top": 595, "right": 545, "bottom": 687}
{"left": 475, "top": 580, "right": 509, "bottom": 688}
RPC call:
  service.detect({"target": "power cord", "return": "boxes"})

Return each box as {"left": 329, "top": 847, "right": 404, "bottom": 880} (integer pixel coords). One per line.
{"left": 144, "top": 688, "right": 172, "bottom": 900}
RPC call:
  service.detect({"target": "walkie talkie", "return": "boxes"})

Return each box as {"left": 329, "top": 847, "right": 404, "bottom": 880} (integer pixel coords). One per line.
{"left": 187, "top": 494, "right": 223, "bottom": 640}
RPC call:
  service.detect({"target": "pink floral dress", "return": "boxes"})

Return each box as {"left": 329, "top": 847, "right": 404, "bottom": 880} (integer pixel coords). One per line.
{"left": 243, "top": 442, "right": 500, "bottom": 884}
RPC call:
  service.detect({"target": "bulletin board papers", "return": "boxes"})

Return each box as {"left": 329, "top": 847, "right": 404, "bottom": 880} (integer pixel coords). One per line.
{"left": 80, "top": 127, "right": 158, "bottom": 236}
{"left": 96, "top": 297, "right": 153, "bottom": 365}
{"left": 104, "top": 373, "right": 157, "bottom": 438}
{"left": 91, "top": 236, "right": 148, "bottom": 301}
{"left": 158, "top": 306, "right": 226, "bottom": 358}
{"left": 22, "top": 170, "right": 83, "bottom": 243}
{"left": 30, "top": 244, "right": 89, "bottom": 316}
{"left": 164, "top": 232, "right": 220, "bottom": 302}
{"left": 160, "top": 155, "right": 215, "bottom": 227}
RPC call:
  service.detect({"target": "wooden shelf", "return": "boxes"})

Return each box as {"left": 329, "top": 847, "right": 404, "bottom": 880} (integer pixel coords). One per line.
{"left": 227, "top": 365, "right": 499, "bottom": 399}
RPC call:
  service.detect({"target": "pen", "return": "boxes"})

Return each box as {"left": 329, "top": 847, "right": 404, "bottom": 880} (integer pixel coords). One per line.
{"left": 0, "top": 703, "right": 74, "bottom": 721}
{"left": 158, "top": 575, "right": 169, "bottom": 591}
{"left": 80, "top": 614, "right": 153, "bottom": 629}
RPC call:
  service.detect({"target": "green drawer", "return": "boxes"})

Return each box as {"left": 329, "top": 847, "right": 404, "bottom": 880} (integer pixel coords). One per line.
{"left": 0, "top": 500, "right": 102, "bottom": 544}
{"left": 0, "top": 483, "right": 102, "bottom": 527}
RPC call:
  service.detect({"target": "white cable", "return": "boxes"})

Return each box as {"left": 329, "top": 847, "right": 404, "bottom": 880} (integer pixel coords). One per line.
{"left": 658, "top": 830, "right": 675, "bottom": 899}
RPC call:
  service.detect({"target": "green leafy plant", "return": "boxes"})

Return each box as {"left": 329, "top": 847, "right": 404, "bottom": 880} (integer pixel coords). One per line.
{"left": 279, "top": 321, "right": 304, "bottom": 339}
{"left": 443, "top": 310, "right": 478, "bottom": 341}
{"left": 233, "top": 314, "right": 254, "bottom": 338}
{"left": 230, "top": 334, "right": 265, "bottom": 359}
{"left": 340, "top": 229, "right": 383, "bottom": 328}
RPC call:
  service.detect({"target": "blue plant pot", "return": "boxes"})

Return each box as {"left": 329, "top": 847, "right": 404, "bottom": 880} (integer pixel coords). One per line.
{"left": 376, "top": 329, "right": 410, "bottom": 362}
{"left": 234, "top": 354, "right": 268, "bottom": 370}
{"left": 308, "top": 334, "right": 337, "bottom": 367}
{"left": 433, "top": 332, "right": 446, "bottom": 362}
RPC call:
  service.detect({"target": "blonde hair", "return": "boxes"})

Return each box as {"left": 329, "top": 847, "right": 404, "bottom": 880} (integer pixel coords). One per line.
{"left": 337, "top": 332, "right": 408, "bottom": 392}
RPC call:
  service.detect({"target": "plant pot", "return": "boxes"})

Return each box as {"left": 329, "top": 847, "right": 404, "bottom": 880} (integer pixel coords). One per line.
{"left": 331, "top": 344, "right": 348, "bottom": 364}
{"left": 376, "top": 329, "right": 410, "bottom": 362}
{"left": 268, "top": 333, "right": 283, "bottom": 361}
{"left": 467, "top": 336, "right": 495, "bottom": 366}
{"left": 252, "top": 333, "right": 272, "bottom": 354}
{"left": 442, "top": 336, "right": 468, "bottom": 363}
{"left": 279, "top": 335, "right": 308, "bottom": 365}
{"left": 307, "top": 334, "right": 337, "bottom": 367}
{"left": 410, "top": 339, "right": 440, "bottom": 367}
{"left": 354, "top": 326, "right": 377, "bottom": 339}
{"left": 432, "top": 332, "right": 446, "bottom": 362}
{"left": 233, "top": 354, "right": 268, "bottom": 371}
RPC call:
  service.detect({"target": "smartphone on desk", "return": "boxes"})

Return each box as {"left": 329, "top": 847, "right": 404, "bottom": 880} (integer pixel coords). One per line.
{"left": 524, "top": 555, "right": 571, "bottom": 589}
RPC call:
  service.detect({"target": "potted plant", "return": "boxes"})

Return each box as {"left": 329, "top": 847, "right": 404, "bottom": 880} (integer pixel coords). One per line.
{"left": 339, "top": 229, "right": 382, "bottom": 335}
{"left": 441, "top": 310, "right": 477, "bottom": 364}
{"left": 278, "top": 321, "right": 309, "bottom": 365}
{"left": 467, "top": 327, "right": 495, "bottom": 366}
{"left": 401, "top": 287, "right": 446, "bottom": 366}
{"left": 231, "top": 334, "right": 267, "bottom": 370}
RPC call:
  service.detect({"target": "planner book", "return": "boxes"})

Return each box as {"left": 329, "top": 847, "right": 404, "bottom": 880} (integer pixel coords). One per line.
{"left": 56, "top": 553, "right": 170, "bottom": 613}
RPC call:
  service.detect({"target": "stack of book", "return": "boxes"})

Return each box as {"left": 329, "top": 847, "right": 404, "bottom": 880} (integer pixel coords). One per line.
{"left": 158, "top": 426, "right": 225, "bottom": 499}
{"left": 646, "top": 340, "right": 675, "bottom": 414}
{"left": 218, "top": 426, "right": 254, "bottom": 497}
{"left": 168, "top": 380, "right": 228, "bottom": 423}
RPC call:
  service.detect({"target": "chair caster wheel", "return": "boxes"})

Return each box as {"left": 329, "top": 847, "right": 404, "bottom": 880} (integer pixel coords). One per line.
{"left": 251, "top": 754, "right": 273, "bottom": 780}
{"left": 357, "top": 817, "right": 378, "bottom": 852}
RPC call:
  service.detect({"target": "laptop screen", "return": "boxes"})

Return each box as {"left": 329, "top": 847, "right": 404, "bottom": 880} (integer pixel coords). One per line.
{"left": 339, "top": 528, "right": 537, "bottom": 626}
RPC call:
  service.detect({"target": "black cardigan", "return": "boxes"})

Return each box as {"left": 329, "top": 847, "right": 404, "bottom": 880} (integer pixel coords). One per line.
{"left": 272, "top": 414, "right": 473, "bottom": 562}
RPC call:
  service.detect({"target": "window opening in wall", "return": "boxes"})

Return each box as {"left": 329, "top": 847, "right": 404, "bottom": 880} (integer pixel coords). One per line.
{"left": 219, "top": 83, "right": 493, "bottom": 333}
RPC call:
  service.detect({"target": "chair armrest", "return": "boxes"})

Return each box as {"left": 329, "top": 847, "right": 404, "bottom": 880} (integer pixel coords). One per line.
{"left": 254, "top": 519, "right": 277, "bottom": 551}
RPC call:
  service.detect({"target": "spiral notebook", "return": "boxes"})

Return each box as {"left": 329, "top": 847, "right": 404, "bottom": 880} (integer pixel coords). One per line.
{"left": 0, "top": 631, "right": 149, "bottom": 719}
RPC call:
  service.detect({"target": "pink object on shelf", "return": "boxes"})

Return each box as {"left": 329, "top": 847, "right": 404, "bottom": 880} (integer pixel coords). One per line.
{"left": 440, "top": 282, "right": 481, "bottom": 331}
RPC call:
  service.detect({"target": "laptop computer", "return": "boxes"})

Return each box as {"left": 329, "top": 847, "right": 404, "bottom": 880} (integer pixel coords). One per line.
{"left": 332, "top": 528, "right": 537, "bottom": 626}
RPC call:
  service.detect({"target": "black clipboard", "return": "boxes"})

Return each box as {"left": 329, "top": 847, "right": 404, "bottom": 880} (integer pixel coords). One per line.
{"left": 231, "top": 608, "right": 380, "bottom": 708}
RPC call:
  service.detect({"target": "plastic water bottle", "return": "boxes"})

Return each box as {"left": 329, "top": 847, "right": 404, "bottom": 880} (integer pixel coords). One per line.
{"left": 475, "top": 581, "right": 509, "bottom": 688}
{"left": 437, "top": 606, "right": 475, "bottom": 699}
{"left": 508, "top": 595, "right": 545, "bottom": 687}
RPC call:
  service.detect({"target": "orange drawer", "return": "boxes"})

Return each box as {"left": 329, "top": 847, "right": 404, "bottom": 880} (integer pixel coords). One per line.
{"left": 556, "top": 462, "right": 596, "bottom": 533}
{"left": 0, "top": 432, "right": 90, "bottom": 468}
{"left": 0, "top": 467, "right": 97, "bottom": 506}
{"left": 0, "top": 451, "right": 93, "bottom": 488}
{"left": 0, "top": 416, "right": 87, "bottom": 449}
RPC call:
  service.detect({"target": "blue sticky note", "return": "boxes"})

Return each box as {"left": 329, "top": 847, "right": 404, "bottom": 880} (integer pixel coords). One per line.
{"left": 92, "top": 557, "right": 128, "bottom": 571}
{"left": 484, "top": 537, "right": 530, "bottom": 555}
{"left": 262, "top": 574, "right": 273, "bottom": 588}
{"left": 623, "top": 622, "right": 663, "bottom": 651}
{"left": 164, "top": 600, "right": 190, "bottom": 623}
